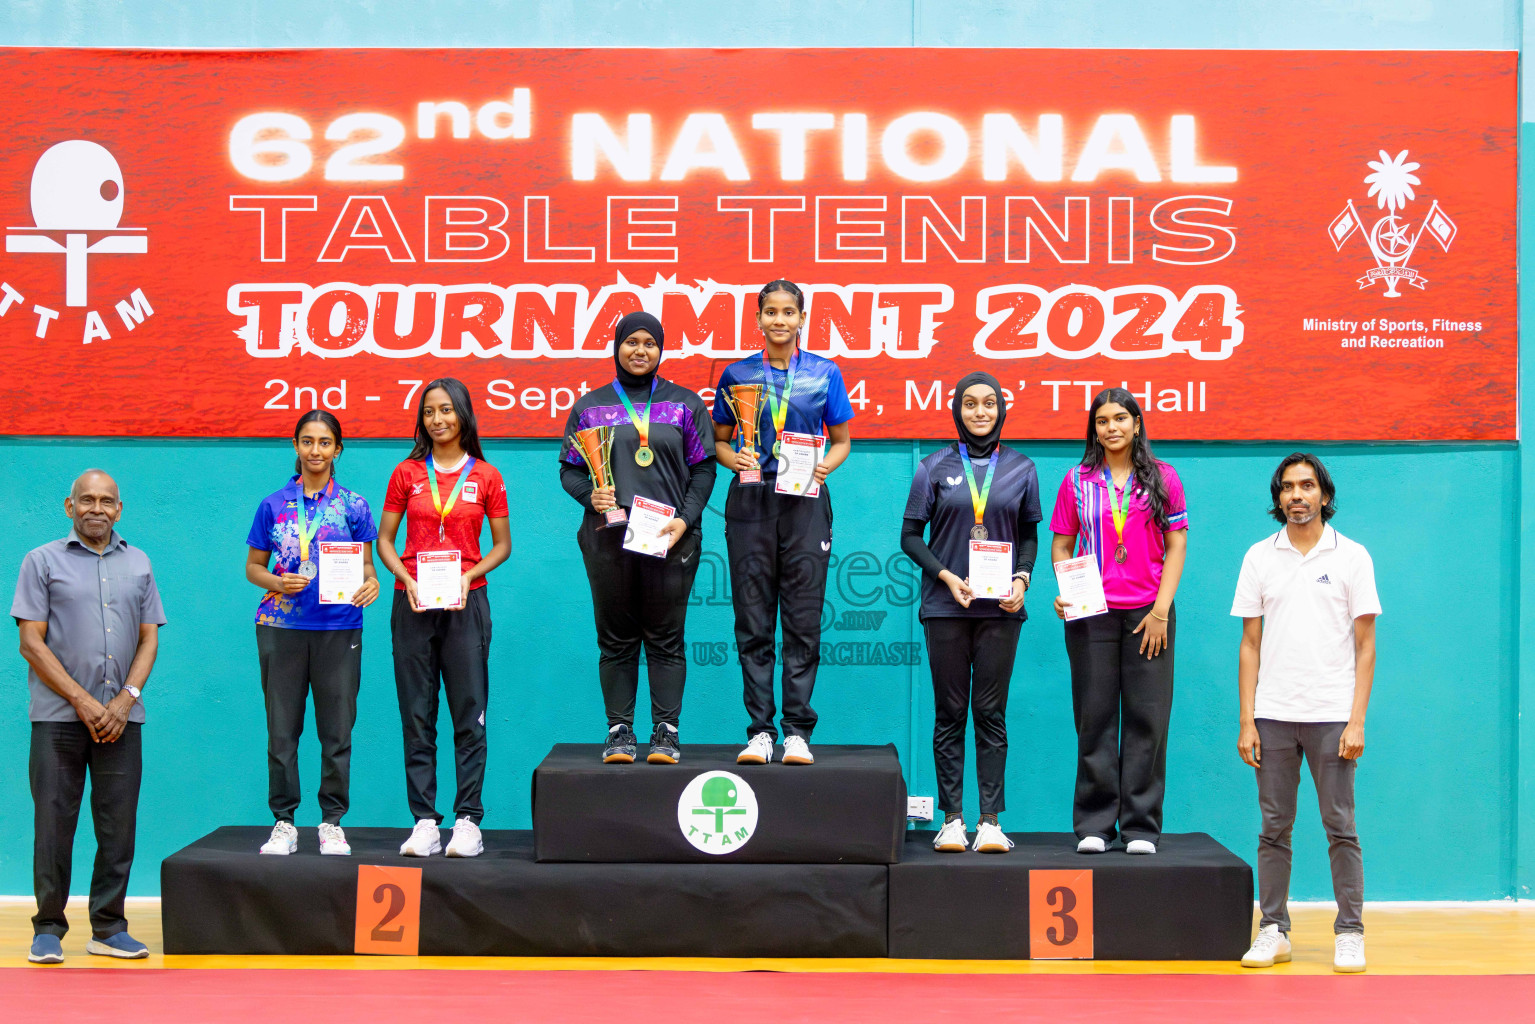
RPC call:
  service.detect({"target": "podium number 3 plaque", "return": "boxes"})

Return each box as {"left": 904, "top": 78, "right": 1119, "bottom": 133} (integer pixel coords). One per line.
{"left": 1028, "top": 869, "right": 1093, "bottom": 959}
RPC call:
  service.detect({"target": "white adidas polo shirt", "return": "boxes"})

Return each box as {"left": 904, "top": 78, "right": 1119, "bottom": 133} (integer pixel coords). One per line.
{"left": 1230, "top": 524, "right": 1382, "bottom": 722}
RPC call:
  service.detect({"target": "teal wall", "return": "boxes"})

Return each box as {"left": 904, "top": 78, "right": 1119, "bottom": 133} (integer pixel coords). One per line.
{"left": 0, "top": 1, "right": 1528, "bottom": 903}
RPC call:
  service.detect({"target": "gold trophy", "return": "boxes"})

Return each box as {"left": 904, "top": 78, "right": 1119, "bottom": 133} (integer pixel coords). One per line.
{"left": 723, "top": 383, "right": 765, "bottom": 485}
{"left": 571, "top": 425, "right": 627, "bottom": 526}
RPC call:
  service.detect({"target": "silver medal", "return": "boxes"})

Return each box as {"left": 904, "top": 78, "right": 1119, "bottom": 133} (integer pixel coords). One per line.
{"left": 298, "top": 560, "right": 318, "bottom": 580}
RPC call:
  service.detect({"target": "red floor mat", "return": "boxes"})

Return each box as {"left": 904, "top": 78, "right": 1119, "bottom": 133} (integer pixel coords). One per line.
{"left": 3, "top": 968, "right": 1531, "bottom": 1023}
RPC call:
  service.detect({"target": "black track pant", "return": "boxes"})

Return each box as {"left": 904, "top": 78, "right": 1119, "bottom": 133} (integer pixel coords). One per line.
{"left": 31, "top": 721, "right": 141, "bottom": 939}
{"left": 578, "top": 515, "right": 701, "bottom": 729}
{"left": 724, "top": 478, "right": 832, "bottom": 741}
{"left": 1064, "top": 602, "right": 1175, "bottom": 844}
{"left": 256, "top": 625, "right": 361, "bottom": 824}
{"left": 392, "top": 587, "right": 491, "bottom": 825}
{"left": 924, "top": 617, "right": 1022, "bottom": 816}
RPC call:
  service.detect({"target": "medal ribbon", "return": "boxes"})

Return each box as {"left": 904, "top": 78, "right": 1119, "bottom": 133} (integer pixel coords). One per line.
{"left": 762, "top": 349, "right": 798, "bottom": 443}
{"left": 1104, "top": 469, "right": 1131, "bottom": 551}
{"left": 427, "top": 454, "right": 477, "bottom": 538}
{"left": 613, "top": 377, "right": 656, "bottom": 450}
{"left": 295, "top": 478, "right": 335, "bottom": 564}
{"left": 958, "top": 447, "right": 993, "bottom": 530}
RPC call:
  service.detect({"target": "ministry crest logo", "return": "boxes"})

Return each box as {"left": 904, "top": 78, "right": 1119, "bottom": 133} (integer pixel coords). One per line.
{"left": 1327, "top": 150, "right": 1456, "bottom": 298}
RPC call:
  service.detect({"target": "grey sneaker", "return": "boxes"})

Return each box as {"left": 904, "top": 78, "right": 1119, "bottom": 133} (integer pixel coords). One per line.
{"left": 603, "top": 724, "right": 638, "bottom": 764}
{"left": 647, "top": 723, "right": 680, "bottom": 764}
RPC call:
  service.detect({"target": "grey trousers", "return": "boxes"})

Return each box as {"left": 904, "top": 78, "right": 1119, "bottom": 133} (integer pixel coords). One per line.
{"left": 1255, "top": 719, "right": 1363, "bottom": 934}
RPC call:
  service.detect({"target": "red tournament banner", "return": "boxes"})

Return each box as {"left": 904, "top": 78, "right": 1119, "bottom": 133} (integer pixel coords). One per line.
{"left": 0, "top": 49, "right": 1516, "bottom": 440}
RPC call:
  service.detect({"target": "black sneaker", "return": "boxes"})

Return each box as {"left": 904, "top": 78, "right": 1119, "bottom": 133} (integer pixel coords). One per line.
{"left": 603, "top": 724, "right": 637, "bottom": 764}
{"left": 647, "top": 723, "right": 681, "bottom": 764}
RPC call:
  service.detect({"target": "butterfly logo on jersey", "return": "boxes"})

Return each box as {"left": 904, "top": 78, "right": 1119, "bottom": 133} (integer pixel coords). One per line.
{"left": 945, "top": 475, "right": 964, "bottom": 487}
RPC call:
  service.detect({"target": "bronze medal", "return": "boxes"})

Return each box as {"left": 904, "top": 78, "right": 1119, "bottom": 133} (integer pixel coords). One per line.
{"left": 1114, "top": 543, "right": 1128, "bottom": 564}
{"left": 970, "top": 525, "right": 988, "bottom": 541}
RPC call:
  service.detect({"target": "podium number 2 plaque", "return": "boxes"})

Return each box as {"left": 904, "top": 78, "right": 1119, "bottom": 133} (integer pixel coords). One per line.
{"left": 355, "top": 865, "right": 422, "bottom": 955}
{"left": 1028, "top": 869, "right": 1093, "bottom": 959}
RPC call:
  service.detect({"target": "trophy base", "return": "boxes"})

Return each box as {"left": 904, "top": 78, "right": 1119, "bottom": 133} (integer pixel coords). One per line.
{"left": 739, "top": 469, "right": 762, "bottom": 485}
{"left": 602, "top": 508, "right": 628, "bottom": 528}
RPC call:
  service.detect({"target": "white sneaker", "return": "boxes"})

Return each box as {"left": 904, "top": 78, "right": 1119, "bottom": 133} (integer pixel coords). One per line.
{"left": 933, "top": 818, "right": 968, "bottom": 852}
{"left": 1333, "top": 932, "right": 1366, "bottom": 973}
{"left": 737, "top": 731, "right": 775, "bottom": 765}
{"left": 782, "top": 735, "right": 815, "bottom": 765}
{"left": 259, "top": 821, "right": 298, "bottom": 855}
{"left": 1126, "top": 839, "right": 1157, "bottom": 855}
{"left": 444, "top": 816, "right": 483, "bottom": 858}
{"left": 973, "top": 821, "right": 1014, "bottom": 854}
{"left": 1076, "top": 836, "right": 1107, "bottom": 854}
{"left": 317, "top": 822, "right": 351, "bottom": 856}
{"left": 1241, "top": 923, "right": 1292, "bottom": 967}
{"left": 399, "top": 818, "right": 442, "bottom": 857}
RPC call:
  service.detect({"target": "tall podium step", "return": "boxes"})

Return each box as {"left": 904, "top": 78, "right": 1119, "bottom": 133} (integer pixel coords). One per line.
{"left": 888, "top": 832, "right": 1253, "bottom": 960}
{"left": 161, "top": 828, "right": 888, "bottom": 957}
{"left": 532, "top": 743, "right": 907, "bottom": 864}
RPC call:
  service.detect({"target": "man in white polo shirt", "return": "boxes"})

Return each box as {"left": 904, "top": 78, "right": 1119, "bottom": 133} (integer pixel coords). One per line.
{"left": 1231, "top": 453, "right": 1379, "bottom": 974}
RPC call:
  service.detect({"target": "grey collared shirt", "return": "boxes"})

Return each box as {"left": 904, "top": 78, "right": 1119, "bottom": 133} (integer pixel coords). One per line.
{"left": 11, "top": 529, "right": 167, "bottom": 723}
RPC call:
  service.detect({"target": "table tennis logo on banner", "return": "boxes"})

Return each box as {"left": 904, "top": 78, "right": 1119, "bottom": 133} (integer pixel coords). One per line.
{"left": 5, "top": 140, "right": 148, "bottom": 307}
{"left": 1327, "top": 149, "right": 1457, "bottom": 297}
{"left": 677, "top": 770, "right": 759, "bottom": 854}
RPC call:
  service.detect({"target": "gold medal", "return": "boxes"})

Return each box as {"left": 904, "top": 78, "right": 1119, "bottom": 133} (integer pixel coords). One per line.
{"left": 634, "top": 445, "right": 654, "bottom": 467}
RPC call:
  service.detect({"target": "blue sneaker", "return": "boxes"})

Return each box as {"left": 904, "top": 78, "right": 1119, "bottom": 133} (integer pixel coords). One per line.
{"left": 28, "top": 933, "right": 63, "bottom": 964}
{"left": 85, "top": 932, "right": 149, "bottom": 959}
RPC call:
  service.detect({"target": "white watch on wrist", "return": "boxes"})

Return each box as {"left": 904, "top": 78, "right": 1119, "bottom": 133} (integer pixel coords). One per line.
{"left": 123, "top": 684, "right": 141, "bottom": 701}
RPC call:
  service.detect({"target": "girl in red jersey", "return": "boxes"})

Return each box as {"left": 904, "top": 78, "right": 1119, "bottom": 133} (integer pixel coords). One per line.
{"left": 377, "top": 378, "right": 511, "bottom": 859}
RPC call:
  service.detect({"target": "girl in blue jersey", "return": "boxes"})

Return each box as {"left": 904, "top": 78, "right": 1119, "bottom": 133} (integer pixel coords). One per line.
{"left": 712, "top": 279, "right": 853, "bottom": 767}
{"left": 245, "top": 411, "right": 380, "bottom": 857}
{"left": 903, "top": 372, "right": 1041, "bottom": 854}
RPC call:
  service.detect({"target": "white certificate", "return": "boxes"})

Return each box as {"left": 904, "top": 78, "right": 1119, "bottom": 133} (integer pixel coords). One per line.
{"left": 622, "top": 495, "right": 675, "bottom": 558}
{"left": 317, "top": 541, "right": 364, "bottom": 605}
{"left": 1054, "top": 555, "right": 1109, "bottom": 620}
{"left": 416, "top": 549, "right": 463, "bottom": 609}
{"left": 774, "top": 431, "right": 824, "bottom": 497}
{"left": 968, "top": 540, "right": 1014, "bottom": 600}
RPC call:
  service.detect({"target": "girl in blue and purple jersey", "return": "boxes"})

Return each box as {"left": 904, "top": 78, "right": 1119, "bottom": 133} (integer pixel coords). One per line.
{"left": 558, "top": 311, "right": 717, "bottom": 765}
{"left": 711, "top": 279, "right": 854, "bottom": 768}
{"left": 244, "top": 411, "right": 380, "bottom": 858}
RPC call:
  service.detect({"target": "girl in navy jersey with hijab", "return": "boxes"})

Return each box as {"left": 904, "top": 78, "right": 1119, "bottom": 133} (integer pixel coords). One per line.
{"left": 559, "top": 312, "right": 716, "bottom": 765}
{"left": 713, "top": 280, "right": 853, "bottom": 767}
{"left": 903, "top": 373, "right": 1041, "bottom": 855}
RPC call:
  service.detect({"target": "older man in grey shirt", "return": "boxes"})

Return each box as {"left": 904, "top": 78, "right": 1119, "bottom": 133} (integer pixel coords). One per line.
{"left": 12, "top": 470, "right": 165, "bottom": 964}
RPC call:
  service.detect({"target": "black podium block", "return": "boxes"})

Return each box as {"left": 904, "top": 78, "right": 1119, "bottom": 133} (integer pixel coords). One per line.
{"left": 162, "top": 827, "right": 888, "bottom": 957}
{"left": 532, "top": 743, "right": 906, "bottom": 864}
{"left": 888, "top": 832, "right": 1253, "bottom": 960}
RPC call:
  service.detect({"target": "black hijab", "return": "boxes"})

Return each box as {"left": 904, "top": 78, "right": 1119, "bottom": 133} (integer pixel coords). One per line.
{"left": 951, "top": 371, "right": 1006, "bottom": 458}
{"left": 614, "top": 311, "right": 664, "bottom": 390}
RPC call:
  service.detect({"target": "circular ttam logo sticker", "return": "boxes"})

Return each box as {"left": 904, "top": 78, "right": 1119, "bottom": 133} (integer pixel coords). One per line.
{"left": 676, "top": 770, "right": 758, "bottom": 854}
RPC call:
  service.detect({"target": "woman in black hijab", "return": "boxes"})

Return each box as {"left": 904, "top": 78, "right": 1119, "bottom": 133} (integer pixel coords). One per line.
{"left": 901, "top": 372, "right": 1043, "bottom": 854}
{"left": 558, "top": 311, "right": 717, "bottom": 764}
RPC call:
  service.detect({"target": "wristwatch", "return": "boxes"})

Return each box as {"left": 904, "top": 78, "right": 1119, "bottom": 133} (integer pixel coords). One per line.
{"left": 123, "top": 684, "right": 141, "bottom": 702}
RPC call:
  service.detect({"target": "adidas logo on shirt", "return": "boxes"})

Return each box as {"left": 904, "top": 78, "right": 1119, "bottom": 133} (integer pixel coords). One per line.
{"left": 1316, "top": 574, "right": 1331, "bottom": 584}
